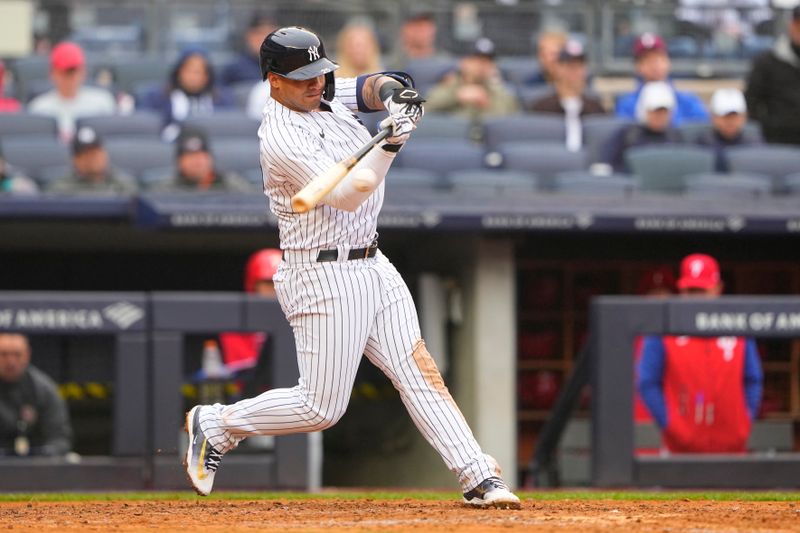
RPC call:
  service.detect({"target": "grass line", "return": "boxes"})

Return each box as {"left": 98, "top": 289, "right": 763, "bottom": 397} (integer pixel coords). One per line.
{"left": 0, "top": 490, "right": 798, "bottom": 503}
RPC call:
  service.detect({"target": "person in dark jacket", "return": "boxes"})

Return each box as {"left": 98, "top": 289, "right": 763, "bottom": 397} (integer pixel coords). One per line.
{"left": 152, "top": 128, "right": 251, "bottom": 193}
{"left": 529, "top": 40, "right": 606, "bottom": 151}
{"left": 0, "top": 333, "right": 72, "bottom": 457}
{"left": 603, "top": 81, "right": 683, "bottom": 173}
{"left": 140, "top": 48, "right": 235, "bottom": 141}
{"left": 745, "top": 6, "right": 800, "bottom": 145}
{"left": 220, "top": 11, "right": 277, "bottom": 87}
{"left": 696, "top": 88, "right": 760, "bottom": 172}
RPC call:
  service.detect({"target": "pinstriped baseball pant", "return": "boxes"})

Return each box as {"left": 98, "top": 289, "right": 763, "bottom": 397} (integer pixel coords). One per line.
{"left": 199, "top": 250, "right": 500, "bottom": 491}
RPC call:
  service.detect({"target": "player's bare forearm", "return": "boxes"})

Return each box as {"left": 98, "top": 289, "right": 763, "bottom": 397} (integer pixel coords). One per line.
{"left": 361, "top": 75, "right": 402, "bottom": 111}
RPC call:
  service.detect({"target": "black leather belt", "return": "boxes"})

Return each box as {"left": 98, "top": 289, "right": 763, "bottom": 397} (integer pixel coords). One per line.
{"left": 316, "top": 241, "right": 378, "bottom": 262}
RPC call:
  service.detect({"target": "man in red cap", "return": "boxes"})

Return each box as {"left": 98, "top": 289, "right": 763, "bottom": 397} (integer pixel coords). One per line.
{"left": 28, "top": 42, "right": 116, "bottom": 140}
{"left": 637, "top": 253, "right": 763, "bottom": 453}
{"left": 615, "top": 33, "right": 708, "bottom": 126}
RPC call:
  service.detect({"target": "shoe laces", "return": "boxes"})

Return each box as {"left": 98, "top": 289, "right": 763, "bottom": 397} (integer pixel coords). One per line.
{"left": 205, "top": 447, "right": 223, "bottom": 472}
{"left": 482, "top": 477, "right": 509, "bottom": 491}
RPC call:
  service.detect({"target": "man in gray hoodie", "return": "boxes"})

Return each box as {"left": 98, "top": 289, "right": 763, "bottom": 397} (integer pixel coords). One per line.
{"left": 745, "top": 6, "right": 800, "bottom": 145}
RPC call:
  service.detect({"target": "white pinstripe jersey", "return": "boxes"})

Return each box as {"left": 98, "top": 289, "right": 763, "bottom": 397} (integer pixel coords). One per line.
{"left": 258, "top": 77, "right": 383, "bottom": 251}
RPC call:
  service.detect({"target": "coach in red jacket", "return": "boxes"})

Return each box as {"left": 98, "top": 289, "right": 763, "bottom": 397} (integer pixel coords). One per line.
{"left": 637, "top": 254, "right": 763, "bottom": 453}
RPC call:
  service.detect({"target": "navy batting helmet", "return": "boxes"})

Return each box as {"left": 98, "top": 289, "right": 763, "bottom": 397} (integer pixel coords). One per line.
{"left": 260, "top": 26, "right": 338, "bottom": 99}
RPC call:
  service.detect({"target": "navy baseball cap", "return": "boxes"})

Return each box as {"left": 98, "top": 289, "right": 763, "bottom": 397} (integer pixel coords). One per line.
{"left": 176, "top": 128, "right": 210, "bottom": 156}
{"left": 72, "top": 126, "right": 103, "bottom": 155}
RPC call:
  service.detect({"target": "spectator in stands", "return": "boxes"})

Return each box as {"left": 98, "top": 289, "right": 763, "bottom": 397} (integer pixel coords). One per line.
{"left": 0, "top": 61, "right": 21, "bottom": 112}
{"left": 48, "top": 126, "right": 137, "bottom": 195}
{"left": 638, "top": 254, "right": 763, "bottom": 453}
{"left": 220, "top": 11, "right": 278, "bottom": 87}
{"left": 152, "top": 128, "right": 251, "bottom": 193}
{"left": 140, "top": 48, "right": 235, "bottom": 141}
{"left": 386, "top": 10, "right": 445, "bottom": 70}
{"left": 0, "top": 333, "right": 72, "bottom": 457}
{"left": 524, "top": 30, "right": 568, "bottom": 86}
{"left": 697, "top": 88, "right": 760, "bottom": 172}
{"left": 335, "top": 21, "right": 383, "bottom": 78}
{"left": 0, "top": 141, "right": 38, "bottom": 194}
{"left": 615, "top": 33, "right": 709, "bottom": 126}
{"left": 603, "top": 81, "right": 684, "bottom": 173}
{"left": 529, "top": 40, "right": 606, "bottom": 151}
{"left": 28, "top": 42, "right": 116, "bottom": 141}
{"left": 425, "top": 38, "right": 519, "bottom": 120}
{"left": 745, "top": 6, "right": 800, "bottom": 145}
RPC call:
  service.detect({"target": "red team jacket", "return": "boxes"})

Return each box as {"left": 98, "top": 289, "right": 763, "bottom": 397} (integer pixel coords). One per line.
{"left": 638, "top": 335, "right": 762, "bottom": 453}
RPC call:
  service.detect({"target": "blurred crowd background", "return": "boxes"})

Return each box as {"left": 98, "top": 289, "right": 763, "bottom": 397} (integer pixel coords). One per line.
{"left": 0, "top": 0, "right": 799, "bottom": 198}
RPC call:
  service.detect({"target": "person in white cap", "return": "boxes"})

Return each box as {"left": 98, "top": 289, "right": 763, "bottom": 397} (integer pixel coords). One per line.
{"left": 602, "top": 81, "right": 684, "bottom": 173}
{"left": 696, "top": 88, "right": 761, "bottom": 172}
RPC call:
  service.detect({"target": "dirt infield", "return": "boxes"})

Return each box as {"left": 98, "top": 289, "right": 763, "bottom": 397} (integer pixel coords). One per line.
{"left": 1, "top": 498, "right": 799, "bottom": 532}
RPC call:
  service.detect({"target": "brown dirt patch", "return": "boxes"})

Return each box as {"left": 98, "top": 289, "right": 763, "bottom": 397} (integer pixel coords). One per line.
{"left": 0, "top": 499, "right": 798, "bottom": 532}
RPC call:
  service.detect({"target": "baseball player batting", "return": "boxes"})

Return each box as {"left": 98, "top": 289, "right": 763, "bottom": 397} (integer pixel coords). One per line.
{"left": 184, "top": 26, "right": 520, "bottom": 509}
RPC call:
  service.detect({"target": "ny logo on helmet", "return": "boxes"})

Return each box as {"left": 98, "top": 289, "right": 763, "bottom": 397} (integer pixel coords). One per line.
{"left": 308, "top": 46, "right": 320, "bottom": 61}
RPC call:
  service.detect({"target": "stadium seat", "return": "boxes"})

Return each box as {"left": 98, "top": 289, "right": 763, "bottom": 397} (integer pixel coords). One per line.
{"left": 9, "top": 56, "right": 49, "bottom": 101}
{"left": 105, "top": 139, "right": 173, "bottom": 181}
{"left": 553, "top": 171, "right": 635, "bottom": 196}
{"left": 496, "top": 142, "right": 586, "bottom": 188}
{"left": 483, "top": 115, "right": 567, "bottom": 148}
{"left": 0, "top": 113, "right": 58, "bottom": 138}
{"left": 405, "top": 57, "right": 457, "bottom": 95}
{"left": 355, "top": 110, "right": 388, "bottom": 135}
{"left": 183, "top": 112, "right": 260, "bottom": 141}
{"left": 496, "top": 56, "right": 540, "bottom": 86}
{"left": 395, "top": 139, "right": 486, "bottom": 174}
{"left": 516, "top": 85, "right": 554, "bottom": 110}
{"left": 781, "top": 173, "right": 800, "bottom": 195}
{"left": 626, "top": 145, "right": 715, "bottom": 194}
{"left": 383, "top": 168, "right": 448, "bottom": 203}
{"left": 210, "top": 138, "right": 260, "bottom": 174}
{"left": 1, "top": 138, "right": 70, "bottom": 183}
{"left": 38, "top": 165, "right": 72, "bottom": 186}
{"left": 678, "top": 121, "right": 763, "bottom": 143}
{"left": 231, "top": 81, "right": 258, "bottom": 111}
{"left": 76, "top": 112, "right": 162, "bottom": 140}
{"left": 684, "top": 172, "right": 772, "bottom": 199}
{"left": 412, "top": 114, "right": 473, "bottom": 140}
{"left": 112, "top": 57, "right": 171, "bottom": 94}
{"left": 581, "top": 116, "right": 631, "bottom": 164}
{"left": 447, "top": 169, "right": 539, "bottom": 197}
{"left": 139, "top": 166, "right": 174, "bottom": 189}
{"left": 726, "top": 145, "right": 800, "bottom": 193}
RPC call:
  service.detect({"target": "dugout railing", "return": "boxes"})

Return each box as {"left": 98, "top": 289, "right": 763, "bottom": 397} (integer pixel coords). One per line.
{"left": 0, "top": 291, "right": 320, "bottom": 492}
{"left": 591, "top": 296, "right": 800, "bottom": 488}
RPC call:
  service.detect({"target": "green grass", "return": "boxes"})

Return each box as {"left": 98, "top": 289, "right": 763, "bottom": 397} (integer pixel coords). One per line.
{"left": 0, "top": 490, "right": 797, "bottom": 503}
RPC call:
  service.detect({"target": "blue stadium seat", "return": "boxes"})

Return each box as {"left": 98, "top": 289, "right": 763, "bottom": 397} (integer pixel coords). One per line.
{"left": 355, "top": 110, "right": 388, "bottom": 135}
{"left": 9, "top": 56, "right": 49, "bottom": 101}
{"left": 383, "top": 168, "right": 448, "bottom": 204}
{"left": 1, "top": 138, "right": 70, "bottom": 183}
{"left": 496, "top": 56, "right": 540, "bottom": 85}
{"left": 395, "top": 139, "right": 486, "bottom": 174}
{"left": 405, "top": 57, "right": 457, "bottom": 95}
{"left": 104, "top": 139, "right": 173, "bottom": 181}
{"left": 210, "top": 138, "right": 260, "bottom": 174}
{"left": 483, "top": 114, "right": 566, "bottom": 148}
{"left": 112, "top": 57, "right": 171, "bottom": 94}
{"left": 516, "top": 85, "right": 555, "bottom": 110}
{"left": 496, "top": 142, "right": 586, "bottom": 188}
{"left": 447, "top": 169, "right": 539, "bottom": 197}
{"left": 139, "top": 166, "right": 174, "bottom": 189}
{"left": 0, "top": 113, "right": 58, "bottom": 139}
{"left": 554, "top": 171, "right": 635, "bottom": 196}
{"left": 183, "top": 112, "right": 260, "bottom": 140}
{"left": 77, "top": 112, "right": 162, "bottom": 140}
{"left": 726, "top": 145, "right": 800, "bottom": 192}
{"left": 626, "top": 145, "right": 715, "bottom": 194}
{"left": 582, "top": 116, "right": 632, "bottom": 164}
{"left": 783, "top": 173, "right": 800, "bottom": 195}
{"left": 678, "top": 121, "right": 763, "bottom": 143}
{"left": 412, "top": 114, "right": 473, "bottom": 140}
{"left": 684, "top": 172, "right": 772, "bottom": 199}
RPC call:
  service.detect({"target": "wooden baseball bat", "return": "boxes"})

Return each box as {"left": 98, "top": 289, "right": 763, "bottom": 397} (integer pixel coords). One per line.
{"left": 291, "top": 126, "right": 392, "bottom": 213}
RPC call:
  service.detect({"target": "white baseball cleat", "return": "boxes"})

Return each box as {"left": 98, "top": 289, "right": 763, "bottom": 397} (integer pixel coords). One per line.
{"left": 462, "top": 477, "right": 521, "bottom": 509}
{"left": 184, "top": 405, "right": 224, "bottom": 496}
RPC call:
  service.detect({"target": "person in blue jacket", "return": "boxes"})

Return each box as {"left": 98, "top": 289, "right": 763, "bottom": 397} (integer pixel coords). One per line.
{"left": 139, "top": 48, "right": 235, "bottom": 141}
{"left": 616, "top": 33, "right": 709, "bottom": 127}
